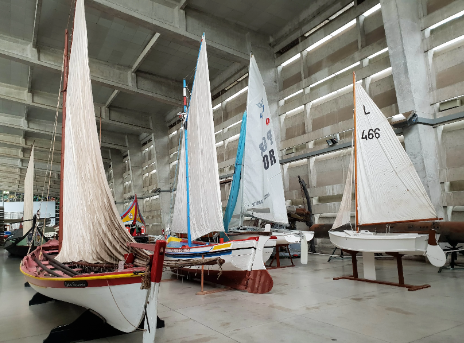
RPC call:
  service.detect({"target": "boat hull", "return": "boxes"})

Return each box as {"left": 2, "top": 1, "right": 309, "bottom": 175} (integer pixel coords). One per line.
{"left": 230, "top": 230, "right": 314, "bottom": 245}
{"left": 329, "top": 230, "right": 429, "bottom": 255}
{"left": 165, "top": 236, "right": 276, "bottom": 293}
{"left": 21, "top": 240, "right": 148, "bottom": 333}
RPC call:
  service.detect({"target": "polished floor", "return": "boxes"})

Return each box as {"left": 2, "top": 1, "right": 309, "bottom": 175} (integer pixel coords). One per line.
{"left": 1, "top": 249, "right": 463, "bottom": 343}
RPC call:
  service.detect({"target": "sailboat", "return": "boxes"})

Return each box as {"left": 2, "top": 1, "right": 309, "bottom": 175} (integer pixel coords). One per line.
{"left": 329, "top": 73, "right": 446, "bottom": 286}
{"left": 4, "top": 146, "right": 47, "bottom": 257}
{"left": 121, "top": 194, "right": 147, "bottom": 237}
{"left": 165, "top": 36, "right": 276, "bottom": 294}
{"left": 20, "top": 0, "right": 165, "bottom": 338}
{"left": 224, "top": 55, "right": 314, "bottom": 263}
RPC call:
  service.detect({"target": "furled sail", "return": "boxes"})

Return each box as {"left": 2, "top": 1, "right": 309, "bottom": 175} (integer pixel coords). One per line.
{"left": 223, "top": 111, "right": 247, "bottom": 231}
{"left": 242, "top": 55, "right": 288, "bottom": 225}
{"left": 355, "top": 84, "right": 437, "bottom": 225}
{"left": 171, "top": 36, "right": 224, "bottom": 240}
{"left": 56, "top": 0, "right": 146, "bottom": 264}
{"left": 23, "top": 146, "right": 34, "bottom": 233}
{"left": 331, "top": 146, "right": 354, "bottom": 230}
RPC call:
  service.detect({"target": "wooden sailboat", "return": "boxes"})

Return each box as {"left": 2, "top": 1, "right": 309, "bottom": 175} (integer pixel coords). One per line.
{"left": 165, "top": 36, "right": 276, "bottom": 294}
{"left": 224, "top": 55, "right": 314, "bottom": 263}
{"left": 3, "top": 146, "right": 47, "bottom": 257}
{"left": 328, "top": 73, "right": 446, "bottom": 289}
{"left": 121, "top": 194, "right": 147, "bottom": 237}
{"left": 20, "top": 1, "right": 165, "bottom": 339}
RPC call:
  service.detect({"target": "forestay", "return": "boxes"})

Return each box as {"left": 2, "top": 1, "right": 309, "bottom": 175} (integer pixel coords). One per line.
{"left": 331, "top": 146, "right": 354, "bottom": 230}
{"left": 23, "top": 146, "right": 34, "bottom": 233}
{"left": 56, "top": 0, "right": 146, "bottom": 265}
{"left": 355, "top": 84, "right": 437, "bottom": 225}
{"left": 242, "top": 55, "right": 288, "bottom": 225}
{"left": 171, "top": 36, "right": 224, "bottom": 240}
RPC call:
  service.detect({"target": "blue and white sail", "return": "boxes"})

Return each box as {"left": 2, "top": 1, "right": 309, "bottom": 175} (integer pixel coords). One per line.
{"left": 226, "top": 55, "right": 288, "bottom": 229}
{"left": 170, "top": 35, "right": 224, "bottom": 241}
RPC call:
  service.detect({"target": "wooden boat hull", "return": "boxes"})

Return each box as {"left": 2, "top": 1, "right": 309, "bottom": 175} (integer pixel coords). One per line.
{"left": 230, "top": 230, "right": 314, "bottom": 245}
{"left": 20, "top": 240, "right": 149, "bottom": 333}
{"left": 165, "top": 236, "right": 276, "bottom": 293}
{"left": 329, "top": 230, "right": 429, "bottom": 255}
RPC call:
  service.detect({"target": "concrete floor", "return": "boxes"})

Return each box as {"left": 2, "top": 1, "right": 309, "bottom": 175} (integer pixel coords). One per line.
{"left": 1, "top": 249, "right": 463, "bottom": 343}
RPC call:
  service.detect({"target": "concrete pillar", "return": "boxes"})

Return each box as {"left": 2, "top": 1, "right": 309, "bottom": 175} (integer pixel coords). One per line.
{"left": 151, "top": 114, "right": 171, "bottom": 234}
{"left": 380, "top": 0, "right": 444, "bottom": 218}
{"left": 126, "top": 135, "right": 144, "bottom": 197}
{"left": 110, "top": 148, "right": 125, "bottom": 213}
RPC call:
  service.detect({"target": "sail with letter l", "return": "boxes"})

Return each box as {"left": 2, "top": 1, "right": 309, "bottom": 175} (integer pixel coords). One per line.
{"left": 56, "top": 0, "right": 146, "bottom": 264}
{"left": 332, "top": 83, "right": 438, "bottom": 229}
{"left": 170, "top": 35, "right": 224, "bottom": 241}
{"left": 23, "top": 146, "right": 34, "bottom": 233}
{"left": 240, "top": 55, "right": 288, "bottom": 225}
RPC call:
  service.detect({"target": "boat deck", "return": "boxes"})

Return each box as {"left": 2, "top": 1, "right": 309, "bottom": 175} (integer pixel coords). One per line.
{"left": 2, "top": 248, "right": 464, "bottom": 343}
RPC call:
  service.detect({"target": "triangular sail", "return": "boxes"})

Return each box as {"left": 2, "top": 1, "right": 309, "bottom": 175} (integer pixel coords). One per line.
{"left": 56, "top": 0, "right": 146, "bottom": 264}
{"left": 355, "top": 84, "right": 437, "bottom": 225}
{"left": 331, "top": 146, "right": 354, "bottom": 230}
{"left": 121, "top": 195, "right": 146, "bottom": 226}
{"left": 23, "top": 146, "right": 34, "bottom": 233}
{"left": 171, "top": 130, "right": 187, "bottom": 234}
{"left": 241, "top": 55, "right": 288, "bottom": 225}
{"left": 171, "top": 36, "right": 224, "bottom": 240}
{"left": 223, "top": 111, "right": 247, "bottom": 231}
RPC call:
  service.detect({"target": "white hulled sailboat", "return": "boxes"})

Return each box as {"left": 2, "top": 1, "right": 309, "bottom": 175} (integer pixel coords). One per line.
{"left": 165, "top": 36, "right": 276, "bottom": 294}
{"left": 329, "top": 74, "right": 446, "bottom": 274}
{"left": 21, "top": 1, "right": 166, "bottom": 339}
{"left": 224, "top": 55, "right": 314, "bottom": 263}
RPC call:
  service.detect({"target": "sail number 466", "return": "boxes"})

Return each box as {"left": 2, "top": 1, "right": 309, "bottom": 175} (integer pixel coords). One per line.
{"left": 361, "top": 128, "right": 380, "bottom": 140}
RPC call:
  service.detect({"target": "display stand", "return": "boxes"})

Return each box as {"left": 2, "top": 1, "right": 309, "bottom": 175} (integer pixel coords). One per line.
{"left": 333, "top": 249, "right": 430, "bottom": 291}
{"left": 43, "top": 310, "right": 164, "bottom": 343}
{"left": 327, "top": 247, "right": 348, "bottom": 262}
{"left": 438, "top": 245, "right": 464, "bottom": 273}
{"left": 267, "top": 244, "right": 295, "bottom": 269}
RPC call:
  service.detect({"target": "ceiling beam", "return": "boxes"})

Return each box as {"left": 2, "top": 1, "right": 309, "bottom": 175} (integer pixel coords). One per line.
{"left": 32, "top": 0, "right": 43, "bottom": 49}
{"left": 0, "top": 34, "right": 182, "bottom": 106}
{"left": 86, "top": 0, "right": 249, "bottom": 63}
{"left": 132, "top": 33, "right": 160, "bottom": 73}
{"left": 0, "top": 82, "right": 153, "bottom": 136}
{"left": 105, "top": 90, "right": 120, "bottom": 108}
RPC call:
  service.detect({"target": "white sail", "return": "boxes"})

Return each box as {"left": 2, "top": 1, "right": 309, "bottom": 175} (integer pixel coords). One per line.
{"left": 171, "top": 129, "right": 187, "bottom": 234}
{"left": 23, "top": 146, "right": 34, "bottom": 233}
{"left": 331, "top": 146, "right": 354, "bottom": 230}
{"left": 176, "top": 36, "right": 224, "bottom": 240}
{"left": 242, "top": 55, "right": 288, "bottom": 225}
{"left": 355, "top": 84, "right": 437, "bottom": 225}
{"left": 56, "top": 0, "right": 145, "bottom": 264}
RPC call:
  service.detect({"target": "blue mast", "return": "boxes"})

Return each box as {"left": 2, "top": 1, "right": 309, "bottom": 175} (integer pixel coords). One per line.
{"left": 185, "top": 34, "right": 204, "bottom": 247}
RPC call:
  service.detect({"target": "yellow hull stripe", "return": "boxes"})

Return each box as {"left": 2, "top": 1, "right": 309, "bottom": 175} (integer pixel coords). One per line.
{"left": 20, "top": 266, "right": 143, "bottom": 282}
{"left": 212, "top": 243, "right": 231, "bottom": 251}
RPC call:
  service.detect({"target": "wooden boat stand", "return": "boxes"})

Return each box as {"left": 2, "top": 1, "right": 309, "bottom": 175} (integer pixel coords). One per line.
{"left": 267, "top": 244, "right": 295, "bottom": 269}
{"left": 333, "top": 249, "right": 431, "bottom": 291}
{"left": 196, "top": 255, "right": 232, "bottom": 295}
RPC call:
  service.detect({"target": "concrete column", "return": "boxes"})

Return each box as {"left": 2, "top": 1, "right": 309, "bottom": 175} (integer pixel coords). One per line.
{"left": 151, "top": 114, "right": 171, "bottom": 234}
{"left": 110, "top": 148, "right": 125, "bottom": 213}
{"left": 126, "top": 135, "right": 144, "bottom": 197}
{"left": 380, "top": 0, "right": 444, "bottom": 218}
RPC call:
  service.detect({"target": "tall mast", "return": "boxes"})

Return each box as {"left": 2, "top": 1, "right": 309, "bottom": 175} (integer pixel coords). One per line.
{"left": 353, "top": 72, "right": 359, "bottom": 232}
{"left": 59, "top": 30, "right": 70, "bottom": 251}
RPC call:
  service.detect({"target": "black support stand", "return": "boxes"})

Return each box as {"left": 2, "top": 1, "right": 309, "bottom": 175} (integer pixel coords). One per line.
{"left": 43, "top": 309, "right": 165, "bottom": 343}
{"left": 29, "top": 293, "right": 54, "bottom": 306}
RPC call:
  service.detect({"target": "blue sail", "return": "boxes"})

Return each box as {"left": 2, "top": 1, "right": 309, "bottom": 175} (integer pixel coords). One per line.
{"left": 223, "top": 111, "right": 247, "bottom": 232}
